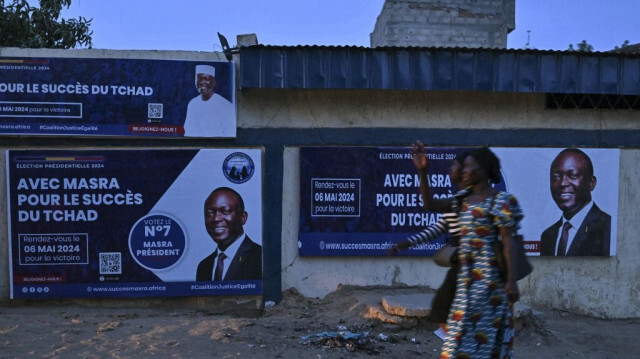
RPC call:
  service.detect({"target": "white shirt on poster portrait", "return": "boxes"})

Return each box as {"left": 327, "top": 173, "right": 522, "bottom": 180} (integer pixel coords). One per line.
{"left": 183, "top": 94, "right": 235, "bottom": 137}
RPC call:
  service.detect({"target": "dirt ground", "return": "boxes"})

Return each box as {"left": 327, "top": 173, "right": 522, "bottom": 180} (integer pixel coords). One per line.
{"left": 1, "top": 285, "right": 639, "bottom": 359}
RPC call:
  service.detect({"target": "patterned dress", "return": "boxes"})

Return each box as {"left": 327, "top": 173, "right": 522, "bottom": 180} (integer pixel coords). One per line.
{"left": 440, "top": 191, "right": 523, "bottom": 359}
{"left": 406, "top": 187, "right": 471, "bottom": 247}
{"left": 405, "top": 188, "right": 470, "bottom": 324}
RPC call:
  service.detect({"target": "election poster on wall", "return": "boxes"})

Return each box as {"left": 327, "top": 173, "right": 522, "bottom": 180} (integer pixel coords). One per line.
{"left": 0, "top": 57, "right": 235, "bottom": 138}
{"left": 299, "top": 146, "right": 619, "bottom": 257}
{"left": 7, "top": 149, "right": 262, "bottom": 299}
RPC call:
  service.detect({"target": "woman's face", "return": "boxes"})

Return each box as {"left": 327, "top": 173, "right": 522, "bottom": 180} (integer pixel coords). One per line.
{"left": 449, "top": 160, "right": 463, "bottom": 185}
{"left": 462, "top": 156, "right": 487, "bottom": 187}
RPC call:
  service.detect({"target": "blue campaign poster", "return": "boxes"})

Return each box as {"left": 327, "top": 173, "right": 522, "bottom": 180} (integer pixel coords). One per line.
{"left": 299, "top": 146, "right": 477, "bottom": 257}
{"left": 7, "top": 149, "right": 263, "bottom": 299}
{"left": 0, "top": 57, "right": 235, "bottom": 138}
{"left": 299, "top": 146, "right": 620, "bottom": 258}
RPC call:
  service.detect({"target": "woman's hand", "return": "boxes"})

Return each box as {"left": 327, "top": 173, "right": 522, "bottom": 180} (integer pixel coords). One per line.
{"left": 387, "top": 240, "right": 410, "bottom": 255}
{"left": 505, "top": 279, "right": 520, "bottom": 303}
{"left": 386, "top": 245, "right": 400, "bottom": 255}
{"left": 412, "top": 140, "right": 453, "bottom": 213}
{"left": 411, "top": 140, "right": 428, "bottom": 171}
{"left": 499, "top": 226, "right": 521, "bottom": 303}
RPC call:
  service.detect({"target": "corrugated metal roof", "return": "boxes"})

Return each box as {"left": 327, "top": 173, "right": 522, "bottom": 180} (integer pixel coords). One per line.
{"left": 240, "top": 45, "right": 640, "bottom": 95}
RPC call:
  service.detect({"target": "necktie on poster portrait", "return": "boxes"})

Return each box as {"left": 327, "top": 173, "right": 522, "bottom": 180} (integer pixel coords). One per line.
{"left": 214, "top": 252, "right": 227, "bottom": 281}
{"left": 558, "top": 221, "right": 572, "bottom": 256}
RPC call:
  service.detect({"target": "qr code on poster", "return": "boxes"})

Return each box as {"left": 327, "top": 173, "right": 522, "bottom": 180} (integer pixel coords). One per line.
{"left": 147, "top": 103, "right": 163, "bottom": 119}
{"left": 99, "top": 252, "right": 122, "bottom": 275}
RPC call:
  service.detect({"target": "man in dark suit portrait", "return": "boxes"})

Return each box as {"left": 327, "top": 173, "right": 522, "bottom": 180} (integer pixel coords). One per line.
{"left": 540, "top": 148, "right": 611, "bottom": 256}
{"left": 196, "top": 187, "right": 262, "bottom": 280}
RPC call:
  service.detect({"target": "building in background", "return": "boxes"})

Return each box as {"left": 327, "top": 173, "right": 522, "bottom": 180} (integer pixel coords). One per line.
{"left": 371, "top": 0, "right": 515, "bottom": 48}
{"left": 1, "top": 1, "right": 640, "bottom": 319}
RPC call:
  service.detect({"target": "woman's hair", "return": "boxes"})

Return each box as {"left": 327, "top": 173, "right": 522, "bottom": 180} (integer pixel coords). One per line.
{"left": 453, "top": 151, "right": 469, "bottom": 166}
{"left": 469, "top": 146, "right": 501, "bottom": 184}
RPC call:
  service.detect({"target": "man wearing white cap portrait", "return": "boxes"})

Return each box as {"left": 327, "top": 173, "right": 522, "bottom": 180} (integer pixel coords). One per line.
{"left": 183, "top": 64, "right": 235, "bottom": 137}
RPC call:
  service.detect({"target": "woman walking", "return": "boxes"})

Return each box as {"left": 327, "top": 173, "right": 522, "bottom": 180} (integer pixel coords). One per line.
{"left": 389, "top": 151, "right": 470, "bottom": 328}
{"left": 412, "top": 142, "right": 523, "bottom": 359}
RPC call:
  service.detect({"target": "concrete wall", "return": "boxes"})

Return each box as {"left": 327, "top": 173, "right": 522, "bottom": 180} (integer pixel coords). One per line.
{"left": 236, "top": 89, "right": 640, "bottom": 319}
{"left": 2, "top": 47, "right": 640, "bottom": 318}
{"left": 371, "top": 0, "right": 515, "bottom": 48}
{"left": 238, "top": 89, "right": 637, "bottom": 131}
{"left": 281, "top": 147, "right": 640, "bottom": 318}
{"left": 0, "top": 47, "right": 228, "bottom": 61}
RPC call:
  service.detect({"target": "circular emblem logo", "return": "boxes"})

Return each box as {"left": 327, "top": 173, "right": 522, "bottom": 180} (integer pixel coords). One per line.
{"left": 223, "top": 152, "right": 255, "bottom": 184}
{"left": 129, "top": 213, "right": 186, "bottom": 271}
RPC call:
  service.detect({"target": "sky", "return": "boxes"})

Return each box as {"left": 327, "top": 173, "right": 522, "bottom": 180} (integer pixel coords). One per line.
{"left": 56, "top": 0, "right": 639, "bottom": 52}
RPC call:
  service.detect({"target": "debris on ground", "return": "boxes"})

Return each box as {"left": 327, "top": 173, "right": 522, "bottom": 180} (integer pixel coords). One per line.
{"left": 300, "top": 330, "right": 382, "bottom": 355}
